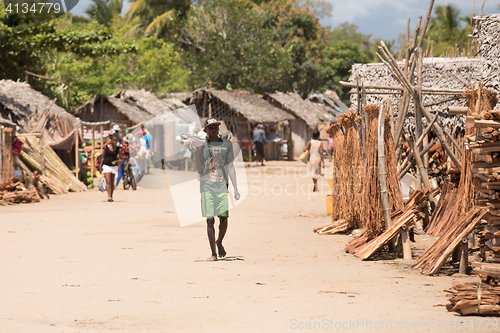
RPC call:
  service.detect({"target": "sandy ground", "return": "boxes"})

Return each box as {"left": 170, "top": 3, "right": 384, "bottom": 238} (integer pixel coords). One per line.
{"left": 0, "top": 160, "right": 496, "bottom": 332}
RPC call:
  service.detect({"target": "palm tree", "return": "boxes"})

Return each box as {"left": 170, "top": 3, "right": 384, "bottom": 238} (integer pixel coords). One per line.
{"left": 85, "top": 0, "right": 123, "bottom": 27}
{"left": 428, "top": 4, "right": 461, "bottom": 43}
{"left": 125, "top": 0, "right": 192, "bottom": 36}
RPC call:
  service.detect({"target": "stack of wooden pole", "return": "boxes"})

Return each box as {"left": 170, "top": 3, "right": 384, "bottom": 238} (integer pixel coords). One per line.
{"left": 445, "top": 282, "right": 500, "bottom": 316}
{"left": 18, "top": 136, "right": 86, "bottom": 194}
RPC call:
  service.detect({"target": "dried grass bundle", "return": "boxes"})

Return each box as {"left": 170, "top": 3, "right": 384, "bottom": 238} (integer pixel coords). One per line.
{"left": 327, "top": 122, "right": 345, "bottom": 221}
{"left": 339, "top": 111, "right": 363, "bottom": 229}
{"left": 363, "top": 105, "right": 383, "bottom": 237}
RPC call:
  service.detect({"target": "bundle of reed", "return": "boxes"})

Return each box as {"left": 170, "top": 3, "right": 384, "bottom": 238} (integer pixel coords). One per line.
{"left": 18, "top": 136, "right": 86, "bottom": 194}
{"left": 414, "top": 206, "right": 487, "bottom": 275}
{"left": 313, "top": 220, "right": 349, "bottom": 235}
{"left": 425, "top": 180, "right": 459, "bottom": 236}
{"left": 339, "top": 111, "right": 363, "bottom": 229}
{"left": 363, "top": 104, "right": 384, "bottom": 237}
{"left": 326, "top": 122, "right": 345, "bottom": 222}
{"left": 445, "top": 282, "right": 500, "bottom": 316}
{"left": 351, "top": 189, "right": 431, "bottom": 259}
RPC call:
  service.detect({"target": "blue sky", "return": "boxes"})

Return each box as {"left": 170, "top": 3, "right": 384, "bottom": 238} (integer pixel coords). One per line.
{"left": 70, "top": 0, "right": 500, "bottom": 41}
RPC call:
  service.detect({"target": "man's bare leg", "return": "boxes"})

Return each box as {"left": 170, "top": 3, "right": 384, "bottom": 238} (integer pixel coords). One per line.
{"left": 206, "top": 217, "right": 218, "bottom": 260}
{"left": 216, "top": 217, "right": 228, "bottom": 258}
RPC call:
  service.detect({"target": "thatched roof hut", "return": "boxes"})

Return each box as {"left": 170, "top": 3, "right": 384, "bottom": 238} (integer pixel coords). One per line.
{"left": 113, "top": 90, "right": 187, "bottom": 117}
{"left": 263, "top": 92, "right": 328, "bottom": 128}
{"left": 0, "top": 80, "right": 79, "bottom": 129}
{"left": 182, "top": 88, "right": 294, "bottom": 141}
{"left": 348, "top": 58, "right": 483, "bottom": 136}
{"left": 74, "top": 94, "right": 154, "bottom": 128}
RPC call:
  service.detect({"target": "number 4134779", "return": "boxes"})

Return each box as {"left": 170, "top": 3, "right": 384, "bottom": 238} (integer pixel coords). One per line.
{"left": 5, "top": 2, "right": 62, "bottom": 14}
{"left": 443, "top": 319, "right": 498, "bottom": 329}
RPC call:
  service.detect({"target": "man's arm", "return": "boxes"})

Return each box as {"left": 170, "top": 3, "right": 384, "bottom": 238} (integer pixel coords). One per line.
{"left": 195, "top": 146, "right": 204, "bottom": 175}
{"left": 227, "top": 162, "right": 240, "bottom": 200}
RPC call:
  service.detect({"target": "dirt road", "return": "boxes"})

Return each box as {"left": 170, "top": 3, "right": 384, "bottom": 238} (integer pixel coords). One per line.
{"left": 0, "top": 161, "right": 491, "bottom": 332}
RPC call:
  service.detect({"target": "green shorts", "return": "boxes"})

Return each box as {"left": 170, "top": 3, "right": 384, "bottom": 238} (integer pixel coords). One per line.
{"left": 201, "top": 192, "right": 229, "bottom": 218}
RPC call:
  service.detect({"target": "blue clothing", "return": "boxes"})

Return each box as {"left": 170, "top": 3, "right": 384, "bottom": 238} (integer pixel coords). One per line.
{"left": 252, "top": 129, "right": 266, "bottom": 143}
{"left": 143, "top": 133, "right": 153, "bottom": 150}
{"left": 116, "top": 158, "right": 128, "bottom": 185}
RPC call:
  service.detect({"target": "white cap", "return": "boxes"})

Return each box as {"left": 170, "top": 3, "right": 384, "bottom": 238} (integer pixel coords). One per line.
{"left": 113, "top": 124, "right": 121, "bottom": 131}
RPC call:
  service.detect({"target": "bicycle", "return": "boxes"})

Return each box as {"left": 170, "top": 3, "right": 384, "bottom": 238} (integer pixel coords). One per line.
{"left": 123, "top": 158, "right": 138, "bottom": 190}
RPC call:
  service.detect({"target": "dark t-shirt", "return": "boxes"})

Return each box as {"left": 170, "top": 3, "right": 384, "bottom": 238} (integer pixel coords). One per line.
{"left": 199, "top": 139, "right": 234, "bottom": 193}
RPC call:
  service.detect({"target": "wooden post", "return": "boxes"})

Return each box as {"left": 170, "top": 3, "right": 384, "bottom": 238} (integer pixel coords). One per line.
{"left": 247, "top": 122, "right": 252, "bottom": 163}
{"left": 378, "top": 101, "right": 391, "bottom": 229}
{"left": 39, "top": 133, "right": 45, "bottom": 176}
{"left": 400, "top": 225, "right": 413, "bottom": 260}
{"left": 74, "top": 130, "right": 79, "bottom": 176}
{"left": 202, "top": 93, "right": 207, "bottom": 118}
{"left": 411, "top": 137, "right": 438, "bottom": 208}
{"left": 288, "top": 120, "right": 293, "bottom": 161}
{"left": 459, "top": 237, "right": 469, "bottom": 274}
{"left": 100, "top": 124, "right": 104, "bottom": 151}
{"left": 91, "top": 125, "right": 96, "bottom": 177}
{"left": 0, "top": 126, "right": 3, "bottom": 184}
{"left": 377, "top": 43, "right": 462, "bottom": 170}
{"left": 416, "top": 47, "right": 423, "bottom": 152}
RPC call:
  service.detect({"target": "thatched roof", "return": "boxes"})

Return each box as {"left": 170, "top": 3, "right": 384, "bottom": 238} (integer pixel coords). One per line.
{"left": 472, "top": 14, "right": 500, "bottom": 98}
{"left": 113, "top": 90, "right": 186, "bottom": 116}
{"left": 183, "top": 88, "right": 295, "bottom": 123}
{"left": 263, "top": 92, "right": 328, "bottom": 128}
{"left": 0, "top": 80, "right": 79, "bottom": 128}
{"left": 348, "top": 58, "right": 483, "bottom": 135}
{"left": 74, "top": 94, "right": 154, "bottom": 125}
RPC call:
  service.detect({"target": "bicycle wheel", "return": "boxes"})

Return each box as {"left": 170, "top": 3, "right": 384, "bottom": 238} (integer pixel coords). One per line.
{"left": 130, "top": 172, "right": 137, "bottom": 190}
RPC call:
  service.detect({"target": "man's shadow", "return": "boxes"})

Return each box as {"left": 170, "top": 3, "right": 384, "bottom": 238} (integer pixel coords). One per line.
{"left": 195, "top": 256, "right": 245, "bottom": 262}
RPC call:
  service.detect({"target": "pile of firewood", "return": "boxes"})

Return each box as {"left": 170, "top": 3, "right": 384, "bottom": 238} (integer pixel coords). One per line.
{"left": 464, "top": 112, "right": 500, "bottom": 281}
{"left": 0, "top": 177, "right": 40, "bottom": 205}
{"left": 313, "top": 220, "right": 349, "bottom": 235}
{"left": 478, "top": 226, "right": 500, "bottom": 263}
{"left": 445, "top": 282, "right": 500, "bottom": 316}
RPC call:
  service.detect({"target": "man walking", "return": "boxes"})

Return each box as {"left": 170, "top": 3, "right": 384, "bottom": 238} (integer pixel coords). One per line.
{"left": 252, "top": 124, "right": 266, "bottom": 166}
{"left": 195, "top": 118, "right": 240, "bottom": 261}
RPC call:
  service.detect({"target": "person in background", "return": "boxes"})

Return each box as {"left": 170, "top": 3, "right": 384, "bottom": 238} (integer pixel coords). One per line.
{"left": 252, "top": 124, "right": 266, "bottom": 166}
{"left": 141, "top": 125, "right": 153, "bottom": 174}
{"left": 304, "top": 130, "right": 325, "bottom": 192}
{"left": 99, "top": 135, "right": 123, "bottom": 202}
{"left": 115, "top": 132, "right": 130, "bottom": 186}
{"left": 327, "top": 136, "right": 334, "bottom": 162}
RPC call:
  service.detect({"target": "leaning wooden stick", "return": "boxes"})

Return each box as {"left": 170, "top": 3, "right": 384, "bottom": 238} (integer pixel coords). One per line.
{"left": 378, "top": 101, "right": 391, "bottom": 229}
{"left": 377, "top": 42, "right": 462, "bottom": 171}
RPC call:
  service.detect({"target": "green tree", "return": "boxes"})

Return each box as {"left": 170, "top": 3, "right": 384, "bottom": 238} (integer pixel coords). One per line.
{"left": 261, "top": 1, "right": 327, "bottom": 96}
{"left": 180, "top": 0, "right": 292, "bottom": 93}
{"left": 427, "top": 4, "right": 471, "bottom": 56}
{"left": 85, "top": 0, "right": 124, "bottom": 27}
{"left": 126, "top": 0, "right": 192, "bottom": 37}
{"left": 318, "top": 40, "right": 369, "bottom": 103}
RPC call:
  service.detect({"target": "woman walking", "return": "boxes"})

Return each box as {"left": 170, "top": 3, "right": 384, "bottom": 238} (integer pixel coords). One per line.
{"left": 304, "top": 130, "right": 324, "bottom": 192}
{"left": 99, "top": 135, "right": 123, "bottom": 202}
